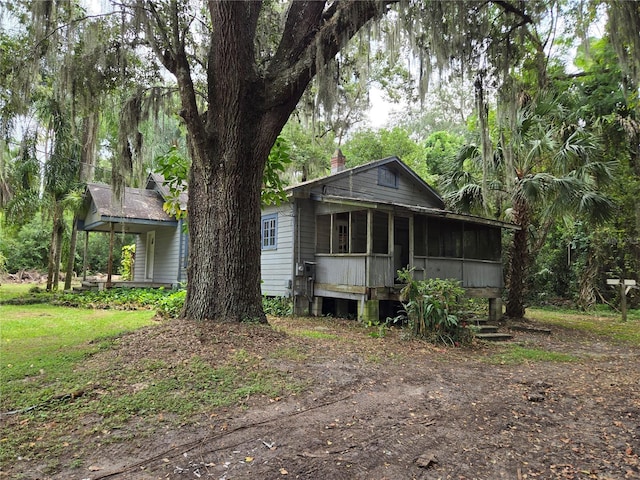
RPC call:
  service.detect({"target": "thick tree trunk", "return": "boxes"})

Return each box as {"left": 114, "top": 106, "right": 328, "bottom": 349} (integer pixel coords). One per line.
{"left": 160, "top": 1, "right": 387, "bottom": 322}
{"left": 505, "top": 199, "right": 530, "bottom": 318}
{"left": 182, "top": 127, "right": 267, "bottom": 323}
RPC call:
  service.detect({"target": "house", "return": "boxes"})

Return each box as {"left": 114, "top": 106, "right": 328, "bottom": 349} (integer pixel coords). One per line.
{"left": 79, "top": 174, "right": 188, "bottom": 287}
{"left": 80, "top": 153, "right": 516, "bottom": 321}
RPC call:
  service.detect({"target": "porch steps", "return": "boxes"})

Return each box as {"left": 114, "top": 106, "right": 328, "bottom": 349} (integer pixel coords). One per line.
{"left": 468, "top": 317, "right": 513, "bottom": 342}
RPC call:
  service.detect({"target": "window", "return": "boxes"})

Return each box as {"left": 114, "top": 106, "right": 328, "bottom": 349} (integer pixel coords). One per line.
{"left": 378, "top": 166, "right": 398, "bottom": 188}
{"left": 427, "top": 218, "right": 462, "bottom": 258}
{"left": 464, "top": 224, "right": 501, "bottom": 260}
{"left": 333, "top": 212, "right": 349, "bottom": 253}
{"left": 414, "top": 215, "right": 427, "bottom": 257}
{"left": 261, "top": 214, "right": 277, "bottom": 250}
{"left": 372, "top": 211, "right": 389, "bottom": 254}
{"left": 350, "top": 210, "right": 367, "bottom": 253}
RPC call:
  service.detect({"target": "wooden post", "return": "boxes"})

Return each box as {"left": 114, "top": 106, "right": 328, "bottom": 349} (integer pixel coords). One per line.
{"left": 620, "top": 283, "right": 627, "bottom": 322}
{"left": 607, "top": 279, "right": 636, "bottom": 322}
{"left": 107, "top": 223, "right": 115, "bottom": 288}
{"left": 82, "top": 231, "right": 89, "bottom": 282}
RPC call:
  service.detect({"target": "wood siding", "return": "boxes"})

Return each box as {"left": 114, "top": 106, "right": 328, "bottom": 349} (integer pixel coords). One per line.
{"left": 311, "top": 167, "right": 441, "bottom": 208}
{"left": 84, "top": 200, "right": 102, "bottom": 227}
{"left": 412, "top": 257, "right": 503, "bottom": 288}
{"left": 260, "top": 204, "right": 295, "bottom": 297}
{"left": 315, "top": 255, "right": 366, "bottom": 286}
{"left": 368, "top": 255, "right": 394, "bottom": 286}
{"left": 132, "top": 226, "right": 181, "bottom": 284}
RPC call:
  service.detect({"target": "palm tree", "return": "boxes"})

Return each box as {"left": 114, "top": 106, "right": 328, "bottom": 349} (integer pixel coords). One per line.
{"left": 444, "top": 92, "right": 614, "bottom": 318}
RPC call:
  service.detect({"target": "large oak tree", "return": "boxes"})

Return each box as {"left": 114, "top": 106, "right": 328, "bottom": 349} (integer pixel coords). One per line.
{"left": 130, "top": 1, "right": 394, "bottom": 322}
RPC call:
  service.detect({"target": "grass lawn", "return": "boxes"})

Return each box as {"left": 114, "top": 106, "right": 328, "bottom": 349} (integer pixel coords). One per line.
{"left": 0, "top": 282, "right": 36, "bottom": 302}
{"left": 0, "top": 304, "right": 157, "bottom": 425}
{"left": 527, "top": 306, "right": 640, "bottom": 346}
{"left": 1, "top": 304, "right": 156, "bottom": 381}
{"left": 1, "top": 286, "right": 638, "bottom": 475}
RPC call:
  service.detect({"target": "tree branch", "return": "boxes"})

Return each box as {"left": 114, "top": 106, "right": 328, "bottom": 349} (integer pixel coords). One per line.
{"left": 265, "top": 1, "right": 396, "bottom": 111}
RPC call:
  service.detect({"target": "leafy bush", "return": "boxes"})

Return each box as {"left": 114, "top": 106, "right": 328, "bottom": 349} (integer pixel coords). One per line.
{"left": 2, "top": 285, "right": 296, "bottom": 319}
{"left": 397, "top": 269, "right": 473, "bottom": 346}
{"left": 156, "top": 289, "right": 186, "bottom": 318}
{"left": 120, "top": 244, "right": 136, "bottom": 280}
{"left": 51, "top": 287, "right": 176, "bottom": 310}
{"left": 262, "top": 296, "right": 293, "bottom": 316}
{"left": 0, "top": 216, "right": 50, "bottom": 272}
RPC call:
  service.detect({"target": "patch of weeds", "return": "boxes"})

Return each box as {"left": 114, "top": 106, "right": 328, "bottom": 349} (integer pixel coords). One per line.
{"left": 365, "top": 354, "right": 383, "bottom": 364}
{"left": 366, "top": 318, "right": 389, "bottom": 338}
{"left": 484, "top": 345, "right": 577, "bottom": 365}
{"left": 270, "top": 346, "right": 308, "bottom": 361}
{"left": 293, "top": 330, "right": 338, "bottom": 340}
{"left": 69, "top": 458, "right": 84, "bottom": 469}
{"left": 263, "top": 296, "right": 293, "bottom": 316}
{"left": 94, "top": 355, "right": 294, "bottom": 420}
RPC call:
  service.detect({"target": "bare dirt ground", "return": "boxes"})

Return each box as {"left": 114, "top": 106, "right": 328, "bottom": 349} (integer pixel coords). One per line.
{"left": 6, "top": 315, "right": 640, "bottom": 480}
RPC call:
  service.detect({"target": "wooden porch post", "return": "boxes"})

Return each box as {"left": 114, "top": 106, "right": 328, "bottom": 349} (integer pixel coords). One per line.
{"left": 82, "top": 230, "right": 89, "bottom": 282}
{"left": 107, "top": 223, "right": 115, "bottom": 288}
{"left": 366, "top": 210, "right": 373, "bottom": 287}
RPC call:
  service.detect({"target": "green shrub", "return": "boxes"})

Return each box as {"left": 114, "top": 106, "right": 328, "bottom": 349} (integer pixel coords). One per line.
{"left": 156, "top": 289, "right": 186, "bottom": 318}
{"left": 120, "top": 244, "right": 136, "bottom": 280}
{"left": 262, "top": 296, "right": 293, "bottom": 316}
{"left": 397, "top": 269, "right": 472, "bottom": 346}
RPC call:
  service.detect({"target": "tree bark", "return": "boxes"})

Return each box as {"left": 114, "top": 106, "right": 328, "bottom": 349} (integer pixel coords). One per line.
{"left": 505, "top": 197, "right": 529, "bottom": 318}
{"left": 64, "top": 215, "right": 79, "bottom": 290}
{"left": 46, "top": 202, "right": 65, "bottom": 292}
{"left": 162, "top": 1, "right": 389, "bottom": 322}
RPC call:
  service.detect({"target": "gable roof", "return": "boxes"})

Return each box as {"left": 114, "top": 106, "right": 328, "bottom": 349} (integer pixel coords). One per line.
{"left": 80, "top": 183, "right": 178, "bottom": 233}
{"left": 146, "top": 173, "right": 188, "bottom": 210}
{"left": 286, "top": 156, "right": 445, "bottom": 209}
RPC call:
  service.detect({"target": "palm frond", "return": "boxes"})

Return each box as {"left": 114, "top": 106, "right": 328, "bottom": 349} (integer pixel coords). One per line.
{"left": 444, "top": 183, "right": 484, "bottom": 214}
{"left": 578, "top": 192, "right": 615, "bottom": 224}
{"left": 454, "top": 144, "right": 481, "bottom": 168}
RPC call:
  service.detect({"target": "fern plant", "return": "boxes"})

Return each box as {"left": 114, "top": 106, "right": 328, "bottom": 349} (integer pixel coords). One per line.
{"left": 397, "top": 269, "right": 472, "bottom": 345}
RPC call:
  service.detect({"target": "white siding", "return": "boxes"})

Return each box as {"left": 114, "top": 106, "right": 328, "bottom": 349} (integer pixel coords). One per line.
{"left": 260, "top": 204, "right": 294, "bottom": 296}
{"left": 132, "top": 226, "right": 181, "bottom": 284}
{"left": 133, "top": 234, "right": 145, "bottom": 281}
{"left": 153, "top": 227, "right": 181, "bottom": 283}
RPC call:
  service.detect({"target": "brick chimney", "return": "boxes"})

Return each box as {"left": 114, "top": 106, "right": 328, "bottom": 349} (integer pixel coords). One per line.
{"left": 330, "top": 148, "right": 346, "bottom": 174}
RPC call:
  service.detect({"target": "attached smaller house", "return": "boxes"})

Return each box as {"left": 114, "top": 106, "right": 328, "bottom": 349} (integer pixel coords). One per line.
{"left": 79, "top": 174, "right": 188, "bottom": 287}
{"left": 80, "top": 154, "right": 516, "bottom": 322}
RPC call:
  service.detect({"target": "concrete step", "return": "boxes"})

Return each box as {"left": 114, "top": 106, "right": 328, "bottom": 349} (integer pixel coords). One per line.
{"left": 474, "top": 324, "right": 499, "bottom": 334}
{"left": 475, "top": 332, "right": 513, "bottom": 341}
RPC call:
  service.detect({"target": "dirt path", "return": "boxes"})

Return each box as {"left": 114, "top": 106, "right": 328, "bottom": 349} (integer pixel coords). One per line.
{"left": 9, "top": 318, "right": 640, "bottom": 479}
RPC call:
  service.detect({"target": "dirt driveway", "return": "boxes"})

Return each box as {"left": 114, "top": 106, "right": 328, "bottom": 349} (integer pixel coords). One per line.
{"left": 8, "top": 316, "right": 640, "bottom": 480}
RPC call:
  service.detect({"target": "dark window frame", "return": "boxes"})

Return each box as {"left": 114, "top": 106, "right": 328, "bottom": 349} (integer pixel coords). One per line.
{"left": 378, "top": 166, "right": 398, "bottom": 188}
